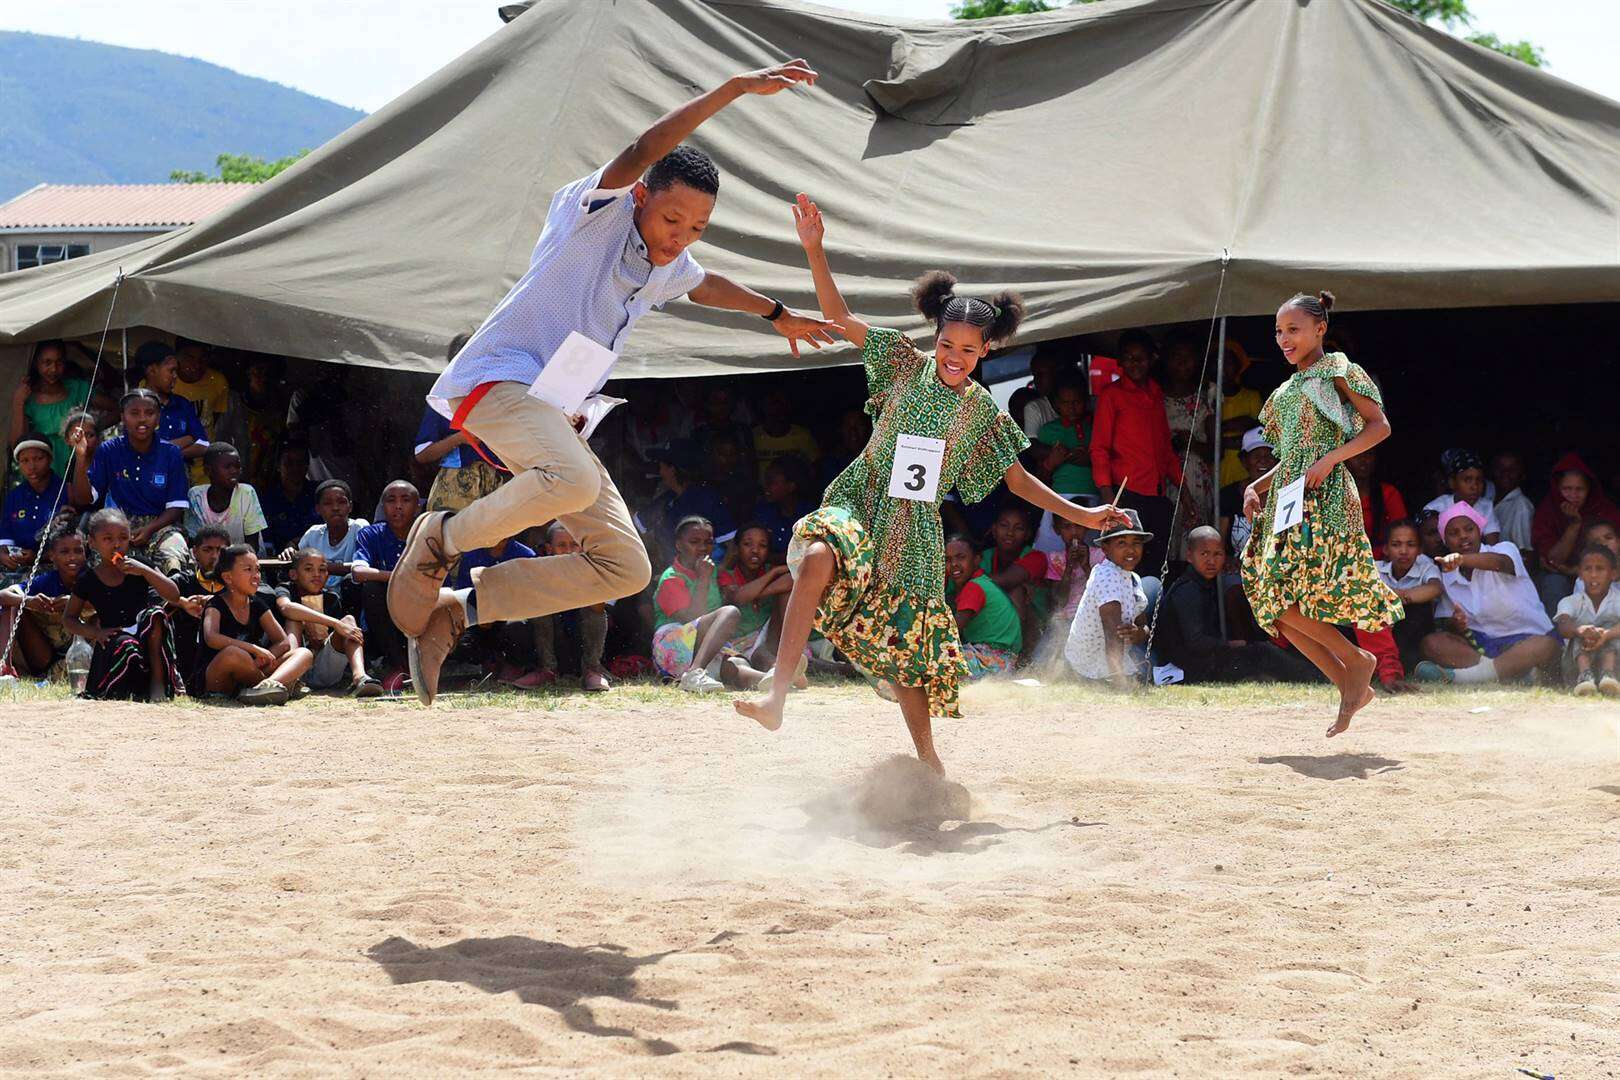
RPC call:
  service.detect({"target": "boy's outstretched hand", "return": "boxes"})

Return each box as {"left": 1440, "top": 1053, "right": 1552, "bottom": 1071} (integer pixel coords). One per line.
{"left": 732, "top": 59, "right": 818, "bottom": 96}
{"left": 770, "top": 309, "right": 840, "bottom": 357}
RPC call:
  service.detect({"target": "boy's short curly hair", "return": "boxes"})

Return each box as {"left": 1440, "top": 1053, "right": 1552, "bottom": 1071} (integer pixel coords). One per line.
{"left": 646, "top": 146, "right": 719, "bottom": 197}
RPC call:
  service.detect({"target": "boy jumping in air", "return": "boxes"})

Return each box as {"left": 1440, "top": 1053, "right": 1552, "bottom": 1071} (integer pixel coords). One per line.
{"left": 389, "top": 59, "right": 836, "bottom": 704}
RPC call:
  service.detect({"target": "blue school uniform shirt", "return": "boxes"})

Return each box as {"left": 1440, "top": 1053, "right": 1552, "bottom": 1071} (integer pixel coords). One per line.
{"left": 87, "top": 437, "right": 189, "bottom": 517}
{"left": 426, "top": 165, "right": 707, "bottom": 418}
{"left": 22, "top": 569, "right": 70, "bottom": 597}
{"left": 414, "top": 406, "right": 465, "bottom": 469}
{"left": 754, "top": 499, "right": 813, "bottom": 558}
{"left": 158, "top": 393, "right": 209, "bottom": 447}
{"left": 259, "top": 481, "right": 320, "bottom": 551}
{"left": 1, "top": 475, "right": 62, "bottom": 547}
{"left": 351, "top": 521, "right": 410, "bottom": 573}
{"left": 452, "top": 540, "right": 537, "bottom": 590}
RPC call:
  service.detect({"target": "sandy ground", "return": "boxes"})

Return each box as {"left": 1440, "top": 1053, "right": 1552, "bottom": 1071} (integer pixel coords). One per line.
{"left": 1, "top": 679, "right": 1617, "bottom": 1078}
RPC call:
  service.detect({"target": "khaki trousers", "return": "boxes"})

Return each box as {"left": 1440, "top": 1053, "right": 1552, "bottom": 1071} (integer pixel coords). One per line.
{"left": 443, "top": 382, "right": 651, "bottom": 625}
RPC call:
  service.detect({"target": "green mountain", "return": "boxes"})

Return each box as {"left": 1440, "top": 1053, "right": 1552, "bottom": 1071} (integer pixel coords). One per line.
{"left": 0, "top": 31, "right": 365, "bottom": 200}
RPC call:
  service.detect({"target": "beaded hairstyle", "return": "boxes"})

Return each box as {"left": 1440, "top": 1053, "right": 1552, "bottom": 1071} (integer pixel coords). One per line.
{"left": 911, "top": 270, "right": 1026, "bottom": 347}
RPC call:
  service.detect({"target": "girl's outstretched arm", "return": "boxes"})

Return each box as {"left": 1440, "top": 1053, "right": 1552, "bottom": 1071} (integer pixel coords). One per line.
{"left": 1004, "top": 461, "right": 1130, "bottom": 532}
{"left": 793, "top": 194, "right": 869, "bottom": 349}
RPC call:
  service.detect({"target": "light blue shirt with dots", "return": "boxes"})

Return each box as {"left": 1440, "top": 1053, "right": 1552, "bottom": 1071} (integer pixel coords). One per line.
{"left": 428, "top": 165, "right": 706, "bottom": 418}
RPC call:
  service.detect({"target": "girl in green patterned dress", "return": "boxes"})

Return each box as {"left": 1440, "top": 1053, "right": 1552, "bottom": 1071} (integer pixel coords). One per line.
{"left": 1241, "top": 291, "right": 1404, "bottom": 737}
{"left": 736, "top": 195, "right": 1129, "bottom": 773}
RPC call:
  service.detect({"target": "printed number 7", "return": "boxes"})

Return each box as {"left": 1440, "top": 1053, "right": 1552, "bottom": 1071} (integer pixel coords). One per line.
{"left": 904, "top": 463, "right": 927, "bottom": 492}
{"left": 1280, "top": 498, "right": 1297, "bottom": 521}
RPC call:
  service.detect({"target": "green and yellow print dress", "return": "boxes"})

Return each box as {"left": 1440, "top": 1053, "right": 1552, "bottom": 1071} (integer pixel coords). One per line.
{"left": 1241, "top": 352, "right": 1403, "bottom": 633}
{"left": 788, "top": 327, "right": 1028, "bottom": 718}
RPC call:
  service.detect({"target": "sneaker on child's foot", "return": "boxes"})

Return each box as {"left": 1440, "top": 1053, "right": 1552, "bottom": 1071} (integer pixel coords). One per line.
{"left": 1413, "top": 661, "right": 1453, "bottom": 684}
{"left": 1600, "top": 674, "right": 1620, "bottom": 697}
{"left": 1573, "top": 670, "right": 1598, "bottom": 696}
{"left": 679, "top": 668, "right": 726, "bottom": 694}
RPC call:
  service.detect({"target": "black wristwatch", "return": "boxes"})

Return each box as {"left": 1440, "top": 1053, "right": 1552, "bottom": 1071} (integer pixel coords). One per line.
{"left": 762, "top": 298, "right": 785, "bottom": 322}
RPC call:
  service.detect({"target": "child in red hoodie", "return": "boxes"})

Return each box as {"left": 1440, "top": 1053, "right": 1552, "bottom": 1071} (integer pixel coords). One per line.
{"left": 1089, "top": 328, "right": 1182, "bottom": 576}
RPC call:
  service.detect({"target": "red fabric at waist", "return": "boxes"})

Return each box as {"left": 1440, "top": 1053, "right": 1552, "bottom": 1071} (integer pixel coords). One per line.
{"left": 449, "top": 382, "right": 509, "bottom": 474}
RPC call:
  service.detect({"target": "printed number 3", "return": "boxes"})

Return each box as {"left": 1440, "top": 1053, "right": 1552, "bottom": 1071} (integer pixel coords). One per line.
{"left": 904, "top": 463, "right": 927, "bottom": 492}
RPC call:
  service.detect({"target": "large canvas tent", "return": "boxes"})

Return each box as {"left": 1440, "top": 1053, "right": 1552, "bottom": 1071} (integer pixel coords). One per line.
{"left": 0, "top": 0, "right": 1617, "bottom": 380}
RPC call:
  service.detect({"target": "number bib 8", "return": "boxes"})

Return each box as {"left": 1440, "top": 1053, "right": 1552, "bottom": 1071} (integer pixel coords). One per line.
{"left": 887, "top": 434, "right": 946, "bottom": 503}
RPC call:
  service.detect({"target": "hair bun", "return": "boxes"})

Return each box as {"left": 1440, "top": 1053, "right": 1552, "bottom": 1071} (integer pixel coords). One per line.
{"left": 911, "top": 269, "right": 958, "bottom": 322}
{"left": 1316, "top": 290, "right": 1336, "bottom": 313}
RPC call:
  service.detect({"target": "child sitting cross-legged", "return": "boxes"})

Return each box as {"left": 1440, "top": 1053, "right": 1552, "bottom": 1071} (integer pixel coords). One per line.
{"left": 195, "top": 543, "right": 314, "bottom": 706}
{"left": 0, "top": 521, "right": 87, "bottom": 679}
{"left": 1064, "top": 509, "right": 1153, "bottom": 690}
{"left": 168, "top": 525, "right": 231, "bottom": 686}
{"left": 1415, "top": 502, "right": 1560, "bottom": 686}
{"left": 63, "top": 508, "right": 200, "bottom": 701}
{"left": 718, "top": 522, "right": 795, "bottom": 669}
{"left": 451, "top": 532, "right": 545, "bottom": 689}
{"left": 652, "top": 515, "right": 766, "bottom": 694}
{"left": 274, "top": 548, "right": 383, "bottom": 698}
{"left": 349, "top": 480, "right": 421, "bottom": 693}
{"left": 1554, "top": 545, "right": 1620, "bottom": 697}
{"left": 1157, "top": 526, "right": 1320, "bottom": 685}
{"left": 944, "top": 533, "right": 1022, "bottom": 680}
{"left": 532, "top": 522, "right": 612, "bottom": 693}
{"left": 1376, "top": 519, "right": 1441, "bottom": 675}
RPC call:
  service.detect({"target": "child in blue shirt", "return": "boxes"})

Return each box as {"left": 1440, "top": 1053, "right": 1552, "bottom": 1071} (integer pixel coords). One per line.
{"left": 1, "top": 435, "right": 64, "bottom": 585}
{"left": 69, "top": 389, "right": 192, "bottom": 575}
{"left": 135, "top": 341, "right": 209, "bottom": 467}
{"left": 0, "top": 521, "right": 87, "bottom": 678}
{"left": 351, "top": 480, "right": 421, "bottom": 691}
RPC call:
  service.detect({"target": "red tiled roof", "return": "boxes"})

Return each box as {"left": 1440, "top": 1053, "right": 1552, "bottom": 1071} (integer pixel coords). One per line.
{"left": 0, "top": 183, "right": 256, "bottom": 230}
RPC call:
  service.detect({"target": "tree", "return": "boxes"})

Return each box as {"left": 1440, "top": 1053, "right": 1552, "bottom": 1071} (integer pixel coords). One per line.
{"left": 1373, "top": 1, "right": 1543, "bottom": 68}
{"left": 953, "top": 0, "right": 1545, "bottom": 69}
{"left": 170, "top": 150, "right": 309, "bottom": 184}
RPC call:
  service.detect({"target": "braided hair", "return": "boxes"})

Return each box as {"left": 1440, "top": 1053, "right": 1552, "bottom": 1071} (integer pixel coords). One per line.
{"left": 1282, "top": 290, "right": 1336, "bottom": 322}
{"left": 912, "top": 270, "right": 1025, "bottom": 347}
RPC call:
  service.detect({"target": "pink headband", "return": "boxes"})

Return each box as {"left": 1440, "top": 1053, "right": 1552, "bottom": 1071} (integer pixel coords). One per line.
{"left": 1438, "top": 501, "right": 1487, "bottom": 536}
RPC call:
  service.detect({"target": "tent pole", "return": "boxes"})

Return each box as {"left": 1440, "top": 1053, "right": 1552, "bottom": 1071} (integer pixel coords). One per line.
{"left": 1214, "top": 314, "right": 1228, "bottom": 639}
{"left": 121, "top": 327, "right": 128, "bottom": 392}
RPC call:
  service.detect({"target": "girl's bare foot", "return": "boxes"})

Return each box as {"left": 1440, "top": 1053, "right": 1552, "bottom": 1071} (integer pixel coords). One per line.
{"left": 919, "top": 750, "right": 945, "bottom": 776}
{"left": 1328, "top": 649, "right": 1378, "bottom": 737}
{"left": 734, "top": 696, "right": 784, "bottom": 732}
{"left": 148, "top": 680, "right": 168, "bottom": 704}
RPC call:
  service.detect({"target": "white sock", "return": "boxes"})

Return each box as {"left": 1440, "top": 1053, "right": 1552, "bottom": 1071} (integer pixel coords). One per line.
{"left": 451, "top": 587, "right": 477, "bottom": 625}
{"left": 1452, "top": 658, "right": 1499, "bottom": 684}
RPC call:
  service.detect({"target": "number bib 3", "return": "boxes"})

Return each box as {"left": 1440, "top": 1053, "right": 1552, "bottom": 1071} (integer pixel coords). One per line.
{"left": 887, "top": 434, "right": 946, "bottom": 503}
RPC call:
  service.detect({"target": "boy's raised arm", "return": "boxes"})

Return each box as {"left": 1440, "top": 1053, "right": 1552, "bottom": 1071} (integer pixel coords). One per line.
{"left": 601, "top": 61, "right": 818, "bottom": 191}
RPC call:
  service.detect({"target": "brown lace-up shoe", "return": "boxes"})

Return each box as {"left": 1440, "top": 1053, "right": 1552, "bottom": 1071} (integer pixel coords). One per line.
{"left": 388, "top": 511, "right": 455, "bottom": 638}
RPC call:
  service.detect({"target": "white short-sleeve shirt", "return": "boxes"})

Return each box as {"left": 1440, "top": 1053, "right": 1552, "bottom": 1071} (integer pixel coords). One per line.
{"left": 1436, "top": 542, "right": 1553, "bottom": 638}
{"left": 1555, "top": 583, "right": 1620, "bottom": 629}
{"left": 1065, "top": 559, "right": 1147, "bottom": 681}
{"left": 1423, "top": 493, "right": 1503, "bottom": 538}
{"left": 1376, "top": 553, "right": 1439, "bottom": 592}
{"left": 427, "top": 166, "right": 706, "bottom": 417}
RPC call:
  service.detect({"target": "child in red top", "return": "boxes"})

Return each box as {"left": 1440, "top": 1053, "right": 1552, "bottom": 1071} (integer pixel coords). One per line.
{"left": 1089, "top": 328, "right": 1182, "bottom": 574}
{"left": 1345, "top": 448, "right": 1407, "bottom": 559}
{"left": 981, "top": 504, "right": 1048, "bottom": 657}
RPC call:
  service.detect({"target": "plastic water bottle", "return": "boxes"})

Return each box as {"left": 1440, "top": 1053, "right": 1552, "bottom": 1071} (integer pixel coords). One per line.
{"left": 66, "top": 637, "right": 93, "bottom": 696}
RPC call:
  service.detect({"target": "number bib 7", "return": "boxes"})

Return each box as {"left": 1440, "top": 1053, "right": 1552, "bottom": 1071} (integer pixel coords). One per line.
{"left": 887, "top": 434, "right": 946, "bottom": 503}
{"left": 1271, "top": 475, "right": 1307, "bottom": 535}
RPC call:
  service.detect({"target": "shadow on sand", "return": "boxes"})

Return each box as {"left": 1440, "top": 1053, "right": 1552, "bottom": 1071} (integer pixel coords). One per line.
{"left": 1258, "top": 753, "right": 1404, "bottom": 781}
{"left": 368, "top": 935, "right": 773, "bottom": 1057}
{"left": 790, "top": 754, "right": 1103, "bottom": 856}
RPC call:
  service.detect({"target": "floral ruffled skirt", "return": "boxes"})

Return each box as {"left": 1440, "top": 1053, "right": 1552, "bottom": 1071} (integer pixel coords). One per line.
{"left": 789, "top": 506, "right": 967, "bottom": 718}
{"left": 1242, "top": 481, "right": 1403, "bottom": 634}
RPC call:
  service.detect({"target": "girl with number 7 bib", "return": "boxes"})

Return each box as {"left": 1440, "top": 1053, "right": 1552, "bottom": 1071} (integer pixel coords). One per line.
{"left": 736, "top": 195, "right": 1130, "bottom": 773}
{"left": 1241, "top": 291, "right": 1404, "bottom": 737}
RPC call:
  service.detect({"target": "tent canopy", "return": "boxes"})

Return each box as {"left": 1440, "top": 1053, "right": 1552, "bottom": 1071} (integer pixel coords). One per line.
{"left": 1, "top": 0, "right": 1617, "bottom": 379}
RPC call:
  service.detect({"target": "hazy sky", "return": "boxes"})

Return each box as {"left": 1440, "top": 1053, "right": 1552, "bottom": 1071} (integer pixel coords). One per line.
{"left": 7, "top": 0, "right": 1616, "bottom": 114}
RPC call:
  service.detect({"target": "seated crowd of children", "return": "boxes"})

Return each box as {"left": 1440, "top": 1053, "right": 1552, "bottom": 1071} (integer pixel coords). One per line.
{"left": 4, "top": 331, "right": 1618, "bottom": 704}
